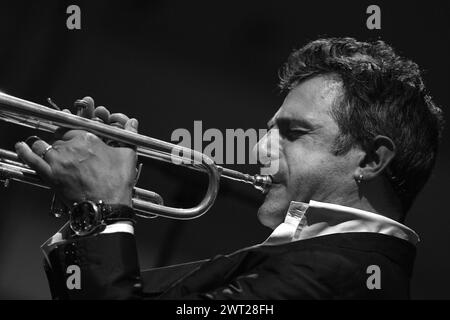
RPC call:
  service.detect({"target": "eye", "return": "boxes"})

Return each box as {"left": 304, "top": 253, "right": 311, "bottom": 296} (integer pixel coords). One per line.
{"left": 282, "top": 128, "right": 307, "bottom": 141}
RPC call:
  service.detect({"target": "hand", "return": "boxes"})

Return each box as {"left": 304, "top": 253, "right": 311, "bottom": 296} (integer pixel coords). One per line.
{"left": 15, "top": 97, "right": 139, "bottom": 208}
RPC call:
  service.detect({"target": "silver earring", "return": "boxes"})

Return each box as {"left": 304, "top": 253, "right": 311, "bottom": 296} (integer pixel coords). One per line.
{"left": 356, "top": 174, "right": 364, "bottom": 184}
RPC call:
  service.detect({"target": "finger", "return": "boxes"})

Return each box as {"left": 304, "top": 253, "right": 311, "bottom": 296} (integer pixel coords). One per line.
{"left": 15, "top": 142, "right": 52, "bottom": 181}
{"left": 53, "top": 109, "right": 73, "bottom": 140}
{"left": 74, "top": 96, "right": 94, "bottom": 119}
{"left": 25, "top": 136, "right": 42, "bottom": 148}
{"left": 120, "top": 118, "right": 139, "bottom": 150}
{"left": 92, "top": 106, "right": 111, "bottom": 144}
{"left": 124, "top": 118, "right": 139, "bottom": 133}
{"left": 107, "top": 116, "right": 135, "bottom": 148}
{"left": 30, "top": 139, "right": 58, "bottom": 164}
{"left": 109, "top": 113, "right": 130, "bottom": 129}
{"left": 93, "top": 106, "right": 110, "bottom": 124}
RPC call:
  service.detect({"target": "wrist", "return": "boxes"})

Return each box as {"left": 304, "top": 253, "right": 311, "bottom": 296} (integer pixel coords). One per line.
{"left": 101, "top": 188, "right": 133, "bottom": 206}
{"left": 69, "top": 200, "right": 135, "bottom": 236}
{"left": 83, "top": 193, "right": 133, "bottom": 207}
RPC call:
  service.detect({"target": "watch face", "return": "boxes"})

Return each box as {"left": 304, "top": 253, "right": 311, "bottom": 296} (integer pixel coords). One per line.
{"left": 70, "top": 201, "right": 102, "bottom": 236}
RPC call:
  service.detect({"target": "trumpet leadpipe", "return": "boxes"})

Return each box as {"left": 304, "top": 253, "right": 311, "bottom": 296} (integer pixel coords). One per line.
{"left": 0, "top": 148, "right": 272, "bottom": 193}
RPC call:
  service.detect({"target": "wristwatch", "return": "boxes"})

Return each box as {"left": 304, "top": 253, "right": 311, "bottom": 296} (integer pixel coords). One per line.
{"left": 69, "top": 200, "right": 135, "bottom": 236}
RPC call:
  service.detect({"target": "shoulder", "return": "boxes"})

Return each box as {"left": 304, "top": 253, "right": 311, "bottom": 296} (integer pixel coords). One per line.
{"left": 243, "top": 232, "right": 415, "bottom": 299}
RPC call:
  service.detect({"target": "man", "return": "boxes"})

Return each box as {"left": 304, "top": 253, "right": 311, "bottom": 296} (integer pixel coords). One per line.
{"left": 15, "top": 37, "right": 444, "bottom": 299}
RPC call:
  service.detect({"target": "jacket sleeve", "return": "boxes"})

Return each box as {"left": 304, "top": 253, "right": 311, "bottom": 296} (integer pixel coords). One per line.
{"left": 44, "top": 232, "right": 143, "bottom": 300}
{"left": 157, "top": 251, "right": 335, "bottom": 300}
{"left": 43, "top": 233, "right": 327, "bottom": 300}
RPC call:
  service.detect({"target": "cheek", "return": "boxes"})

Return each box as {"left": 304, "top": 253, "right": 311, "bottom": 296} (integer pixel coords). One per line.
{"left": 283, "top": 143, "right": 320, "bottom": 176}
{"left": 283, "top": 145, "right": 335, "bottom": 192}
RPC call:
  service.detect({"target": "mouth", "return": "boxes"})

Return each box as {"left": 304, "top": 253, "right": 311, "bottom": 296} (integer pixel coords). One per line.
{"left": 258, "top": 164, "right": 283, "bottom": 193}
{"left": 265, "top": 170, "right": 283, "bottom": 184}
{"left": 270, "top": 175, "right": 282, "bottom": 184}
{"left": 260, "top": 174, "right": 283, "bottom": 195}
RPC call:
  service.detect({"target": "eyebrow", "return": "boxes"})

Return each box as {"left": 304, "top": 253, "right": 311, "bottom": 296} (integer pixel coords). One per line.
{"left": 267, "top": 117, "right": 314, "bottom": 130}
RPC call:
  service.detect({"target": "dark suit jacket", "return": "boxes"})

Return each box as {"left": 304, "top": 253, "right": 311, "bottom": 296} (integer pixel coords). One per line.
{"left": 43, "top": 232, "right": 416, "bottom": 299}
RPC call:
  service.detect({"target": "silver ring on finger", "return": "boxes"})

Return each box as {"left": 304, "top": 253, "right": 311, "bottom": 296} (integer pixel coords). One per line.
{"left": 41, "top": 145, "right": 54, "bottom": 159}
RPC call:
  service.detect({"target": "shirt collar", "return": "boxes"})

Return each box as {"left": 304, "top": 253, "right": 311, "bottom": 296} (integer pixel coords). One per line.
{"left": 263, "top": 200, "right": 420, "bottom": 246}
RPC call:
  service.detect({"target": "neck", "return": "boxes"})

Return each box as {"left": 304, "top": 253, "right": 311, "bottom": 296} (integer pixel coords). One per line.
{"left": 320, "top": 178, "right": 403, "bottom": 222}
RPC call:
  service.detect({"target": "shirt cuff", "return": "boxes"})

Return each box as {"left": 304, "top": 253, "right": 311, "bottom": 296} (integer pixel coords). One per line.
{"left": 101, "top": 221, "right": 135, "bottom": 235}
{"left": 41, "top": 221, "right": 135, "bottom": 255}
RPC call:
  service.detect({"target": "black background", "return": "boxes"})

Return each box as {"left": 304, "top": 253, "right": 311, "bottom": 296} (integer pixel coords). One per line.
{"left": 0, "top": 0, "right": 448, "bottom": 299}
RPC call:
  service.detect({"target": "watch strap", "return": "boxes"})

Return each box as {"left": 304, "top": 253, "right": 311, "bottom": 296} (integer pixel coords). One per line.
{"left": 100, "top": 203, "right": 135, "bottom": 224}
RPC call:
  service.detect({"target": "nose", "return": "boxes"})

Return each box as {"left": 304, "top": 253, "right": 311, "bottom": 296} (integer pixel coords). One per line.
{"left": 253, "top": 129, "right": 280, "bottom": 175}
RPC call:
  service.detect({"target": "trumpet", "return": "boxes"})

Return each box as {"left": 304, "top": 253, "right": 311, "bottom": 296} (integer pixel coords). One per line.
{"left": 0, "top": 92, "right": 272, "bottom": 219}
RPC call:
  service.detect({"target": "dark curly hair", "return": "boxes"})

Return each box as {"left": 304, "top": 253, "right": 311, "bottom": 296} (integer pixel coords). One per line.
{"left": 279, "top": 37, "right": 444, "bottom": 215}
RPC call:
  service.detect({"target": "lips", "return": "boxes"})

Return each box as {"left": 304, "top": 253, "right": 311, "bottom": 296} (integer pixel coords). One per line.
{"left": 265, "top": 171, "right": 283, "bottom": 184}
{"left": 262, "top": 177, "right": 282, "bottom": 195}
{"left": 259, "top": 161, "right": 283, "bottom": 189}
{"left": 259, "top": 166, "right": 281, "bottom": 180}
{"left": 261, "top": 174, "right": 283, "bottom": 196}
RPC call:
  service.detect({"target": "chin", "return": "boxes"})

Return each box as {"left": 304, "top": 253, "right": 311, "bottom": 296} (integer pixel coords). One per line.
{"left": 257, "top": 191, "right": 290, "bottom": 230}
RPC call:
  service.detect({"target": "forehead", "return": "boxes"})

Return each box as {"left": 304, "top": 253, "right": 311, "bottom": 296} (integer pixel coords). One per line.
{"left": 270, "top": 75, "right": 342, "bottom": 128}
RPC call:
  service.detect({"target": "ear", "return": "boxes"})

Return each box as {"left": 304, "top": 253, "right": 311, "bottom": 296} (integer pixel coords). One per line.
{"left": 354, "top": 135, "right": 396, "bottom": 181}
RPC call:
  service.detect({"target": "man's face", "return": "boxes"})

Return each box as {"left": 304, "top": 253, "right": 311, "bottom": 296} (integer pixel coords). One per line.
{"left": 256, "top": 75, "right": 358, "bottom": 229}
